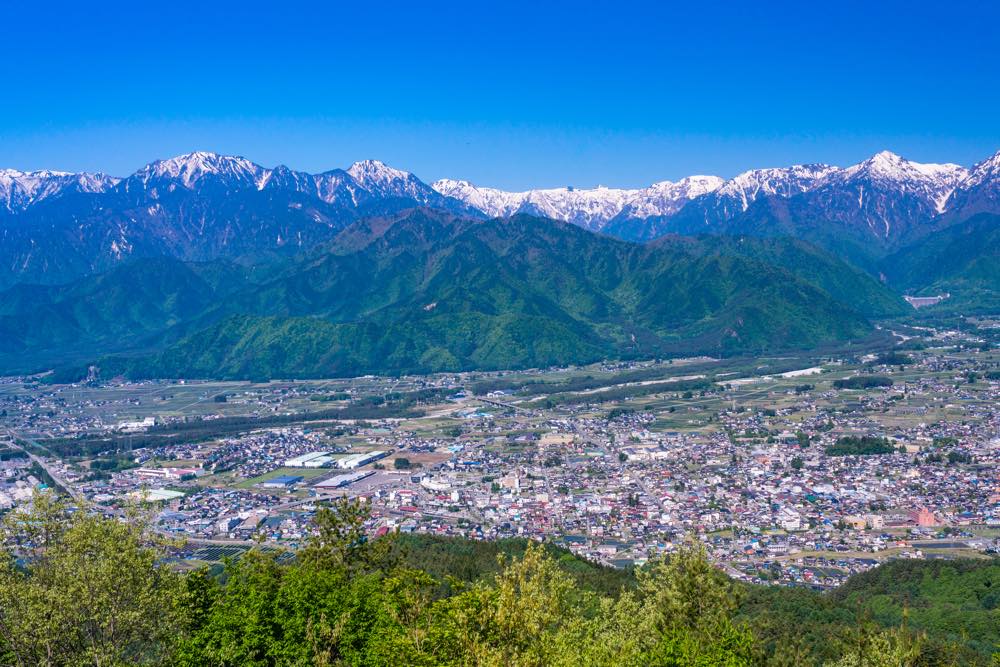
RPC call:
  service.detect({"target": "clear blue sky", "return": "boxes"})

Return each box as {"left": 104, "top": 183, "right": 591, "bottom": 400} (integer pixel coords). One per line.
{"left": 1, "top": 0, "right": 998, "bottom": 189}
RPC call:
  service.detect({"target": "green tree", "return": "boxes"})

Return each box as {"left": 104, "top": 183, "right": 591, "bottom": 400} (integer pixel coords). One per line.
{"left": 825, "top": 624, "right": 925, "bottom": 667}
{"left": 0, "top": 492, "right": 183, "bottom": 666}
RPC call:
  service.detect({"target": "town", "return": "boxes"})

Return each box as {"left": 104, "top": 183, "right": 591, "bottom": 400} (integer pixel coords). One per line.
{"left": 2, "top": 319, "right": 998, "bottom": 589}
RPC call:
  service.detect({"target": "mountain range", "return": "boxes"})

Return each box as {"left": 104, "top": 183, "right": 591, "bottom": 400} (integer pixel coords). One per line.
{"left": 2, "top": 149, "right": 999, "bottom": 288}
{"left": 0, "top": 148, "right": 996, "bottom": 380}
{"left": 1, "top": 209, "right": 910, "bottom": 380}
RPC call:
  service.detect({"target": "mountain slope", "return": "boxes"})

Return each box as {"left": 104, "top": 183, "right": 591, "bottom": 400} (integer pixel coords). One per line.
{"left": 652, "top": 235, "right": 908, "bottom": 317}
{"left": 940, "top": 150, "right": 1000, "bottom": 223}
{"left": 433, "top": 176, "right": 723, "bottom": 233}
{"left": 0, "top": 153, "right": 480, "bottom": 288}
{"left": 0, "top": 258, "right": 252, "bottom": 369}
{"left": 0, "top": 168, "right": 119, "bottom": 214}
{"left": 610, "top": 164, "right": 839, "bottom": 241}
{"left": 882, "top": 213, "right": 1000, "bottom": 312}
{"left": 8, "top": 211, "right": 874, "bottom": 380}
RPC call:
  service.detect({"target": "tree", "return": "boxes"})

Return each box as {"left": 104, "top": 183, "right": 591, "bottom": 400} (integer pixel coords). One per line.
{"left": 426, "top": 543, "right": 577, "bottom": 665}
{"left": 824, "top": 624, "right": 925, "bottom": 667}
{"left": 176, "top": 497, "right": 405, "bottom": 666}
{"left": 299, "top": 497, "right": 395, "bottom": 574}
{"left": 0, "top": 492, "right": 184, "bottom": 666}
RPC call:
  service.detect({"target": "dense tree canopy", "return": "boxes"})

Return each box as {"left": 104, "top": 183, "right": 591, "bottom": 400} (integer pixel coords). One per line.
{"left": 0, "top": 494, "right": 995, "bottom": 666}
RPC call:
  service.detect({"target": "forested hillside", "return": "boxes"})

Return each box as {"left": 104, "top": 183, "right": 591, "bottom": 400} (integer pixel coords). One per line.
{"left": 1, "top": 495, "right": 995, "bottom": 666}
{"left": 1, "top": 212, "right": 885, "bottom": 379}
{"left": 883, "top": 213, "right": 1000, "bottom": 313}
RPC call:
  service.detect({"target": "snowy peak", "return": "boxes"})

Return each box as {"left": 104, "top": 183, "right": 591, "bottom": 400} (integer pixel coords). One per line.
{"left": 958, "top": 149, "right": 1000, "bottom": 190}
{"left": 431, "top": 179, "right": 524, "bottom": 218}
{"left": 0, "top": 168, "right": 120, "bottom": 213}
{"left": 432, "top": 176, "right": 725, "bottom": 231}
{"left": 343, "top": 159, "right": 447, "bottom": 205}
{"left": 431, "top": 180, "right": 642, "bottom": 230}
{"left": 715, "top": 164, "right": 841, "bottom": 211}
{"left": 135, "top": 151, "right": 267, "bottom": 189}
{"left": 826, "top": 151, "right": 968, "bottom": 218}
{"left": 257, "top": 164, "right": 320, "bottom": 195}
{"left": 940, "top": 149, "right": 1000, "bottom": 219}
{"left": 616, "top": 176, "right": 725, "bottom": 220}
{"left": 346, "top": 159, "right": 412, "bottom": 186}
{"left": 838, "top": 150, "right": 967, "bottom": 189}
{"left": 124, "top": 153, "right": 460, "bottom": 210}
{"left": 648, "top": 175, "right": 725, "bottom": 198}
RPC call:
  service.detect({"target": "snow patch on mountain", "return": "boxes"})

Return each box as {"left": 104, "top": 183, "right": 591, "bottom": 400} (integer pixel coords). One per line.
{"left": 618, "top": 176, "right": 725, "bottom": 219}
{"left": 714, "top": 164, "right": 842, "bottom": 212}
{"left": 135, "top": 151, "right": 266, "bottom": 189}
{"left": 432, "top": 176, "right": 724, "bottom": 230}
{"left": 0, "top": 168, "right": 120, "bottom": 213}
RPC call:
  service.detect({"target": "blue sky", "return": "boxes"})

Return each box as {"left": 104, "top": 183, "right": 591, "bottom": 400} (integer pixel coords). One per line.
{"left": 1, "top": 0, "right": 998, "bottom": 189}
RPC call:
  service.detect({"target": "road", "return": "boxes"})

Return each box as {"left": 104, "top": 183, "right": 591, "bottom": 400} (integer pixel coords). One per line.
{"left": 6, "top": 429, "right": 83, "bottom": 501}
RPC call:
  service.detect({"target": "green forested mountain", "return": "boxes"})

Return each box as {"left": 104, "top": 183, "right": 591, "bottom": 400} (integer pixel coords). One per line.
{"left": 2, "top": 211, "right": 885, "bottom": 379}
{"left": 883, "top": 213, "right": 1000, "bottom": 312}
{"left": 0, "top": 258, "right": 254, "bottom": 364}
{"left": 652, "top": 235, "right": 907, "bottom": 318}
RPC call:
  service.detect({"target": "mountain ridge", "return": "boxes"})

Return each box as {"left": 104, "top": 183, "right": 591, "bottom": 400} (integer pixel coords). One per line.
{"left": 0, "top": 210, "right": 892, "bottom": 379}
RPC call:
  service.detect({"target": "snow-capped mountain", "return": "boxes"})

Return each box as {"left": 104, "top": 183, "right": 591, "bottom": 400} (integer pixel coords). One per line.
{"left": 617, "top": 176, "right": 725, "bottom": 220}
{"left": 119, "top": 153, "right": 465, "bottom": 209}
{"left": 129, "top": 151, "right": 268, "bottom": 191}
{"left": 713, "top": 164, "right": 842, "bottom": 213}
{"left": 345, "top": 160, "right": 471, "bottom": 213}
{"left": 0, "top": 152, "right": 480, "bottom": 287}
{"left": 620, "top": 152, "right": 977, "bottom": 244}
{"left": 432, "top": 176, "right": 723, "bottom": 232}
{"left": 432, "top": 180, "right": 641, "bottom": 231}
{"left": 1, "top": 147, "right": 999, "bottom": 288}
{"left": 346, "top": 160, "right": 420, "bottom": 197}
{"left": 0, "top": 168, "right": 119, "bottom": 213}
{"left": 432, "top": 179, "right": 536, "bottom": 218}
{"left": 606, "top": 164, "right": 838, "bottom": 240}
{"left": 786, "top": 151, "right": 968, "bottom": 242}
{"left": 514, "top": 186, "right": 640, "bottom": 231}
{"left": 826, "top": 150, "right": 966, "bottom": 213}
{"left": 940, "top": 149, "right": 1000, "bottom": 222}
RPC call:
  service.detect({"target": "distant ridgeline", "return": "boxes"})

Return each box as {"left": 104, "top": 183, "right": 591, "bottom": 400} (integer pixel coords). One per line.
{"left": 0, "top": 148, "right": 998, "bottom": 380}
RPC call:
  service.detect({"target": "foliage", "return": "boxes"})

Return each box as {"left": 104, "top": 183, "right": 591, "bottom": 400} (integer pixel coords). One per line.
{"left": 4, "top": 213, "right": 875, "bottom": 378}
{"left": 873, "top": 352, "right": 913, "bottom": 366}
{"left": 739, "top": 558, "right": 1000, "bottom": 665}
{"left": 0, "top": 493, "right": 184, "bottom": 666}
{"left": 825, "top": 436, "right": 897, "bottom": 456}
{"left": 833, "top": 376, "right": 894, "bottom": 390}
{"left": 2, "top": 496, "right": 996, "bottom": 665}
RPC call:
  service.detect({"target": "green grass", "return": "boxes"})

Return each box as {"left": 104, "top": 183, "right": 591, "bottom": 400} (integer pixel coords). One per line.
{"left": 233, "top": 467, "right": 329, "bottom": 489}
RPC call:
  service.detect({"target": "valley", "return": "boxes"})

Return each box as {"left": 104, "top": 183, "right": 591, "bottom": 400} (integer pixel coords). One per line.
{"left": 3, "top": 321, "right": 998, "bottom": 584}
